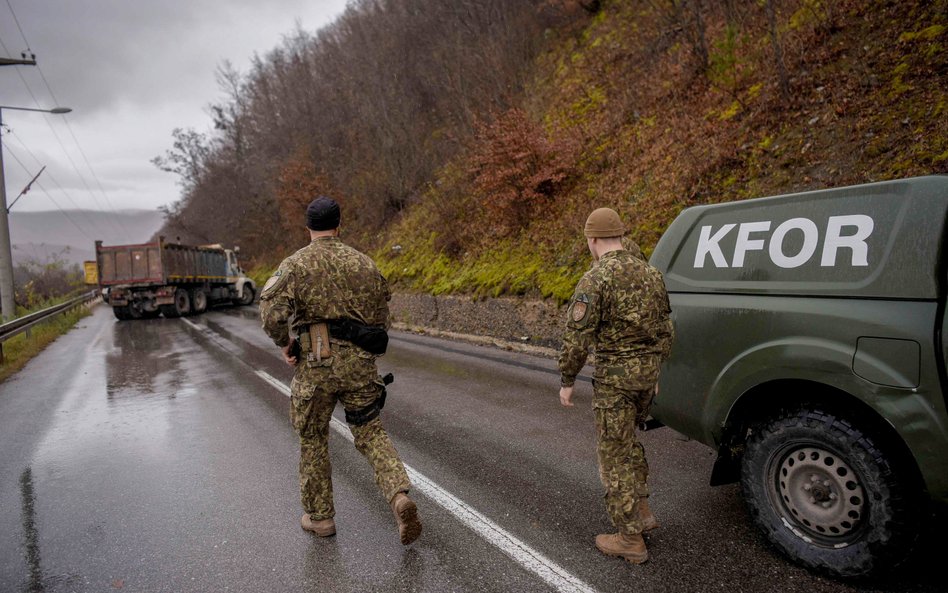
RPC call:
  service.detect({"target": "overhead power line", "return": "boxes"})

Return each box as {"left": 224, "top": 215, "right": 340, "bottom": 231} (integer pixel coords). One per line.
{"left": 0, "top": 6, "right": 136, "bottom": 242}
{"left": 2, "top": 142, "right": 95, "bottom": 242}
{"left": 4, "top": 129, "right": 111, "bottom": 238}
{"left": 4, "top": 0, "right": 30, "bottom": 51}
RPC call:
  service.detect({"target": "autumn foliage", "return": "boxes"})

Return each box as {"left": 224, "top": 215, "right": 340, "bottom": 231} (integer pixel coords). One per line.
{"left": 468, "top": 109, "right": 579, "bottom": 238}
{"left": 274, "top": 147, "right": 336, "bottom": 250}
{"left": 156, "top": 0, "right": 948, "bottom": 302}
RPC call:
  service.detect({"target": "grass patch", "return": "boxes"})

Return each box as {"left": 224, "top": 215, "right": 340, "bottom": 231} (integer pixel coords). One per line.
{"left": 377, "top": 235, "right": 586, "bottom": 304}
{"left": 247, "top": 261, "right": 280, "bottom": 288}
{"left": 0, "top": 305, "right": 91, "bottom": 383}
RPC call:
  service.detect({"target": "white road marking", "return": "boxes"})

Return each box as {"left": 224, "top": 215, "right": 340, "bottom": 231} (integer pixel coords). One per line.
{"left": 252, "top": 368, "right": 600, "bottom": 593}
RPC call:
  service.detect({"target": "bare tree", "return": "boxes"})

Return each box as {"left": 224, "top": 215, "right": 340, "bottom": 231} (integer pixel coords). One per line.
{"left": 765, "top": 0, "right": 791, "bottom": 103}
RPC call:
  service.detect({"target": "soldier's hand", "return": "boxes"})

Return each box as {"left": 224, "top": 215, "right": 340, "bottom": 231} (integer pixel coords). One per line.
{"left": 559, "top": 386, "right": 574, "bottom": 407}
{"left": 281, "top": 343, "right": 298, "bottom": 367}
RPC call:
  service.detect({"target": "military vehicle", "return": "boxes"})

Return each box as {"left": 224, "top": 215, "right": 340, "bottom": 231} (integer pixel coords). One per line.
{"left": 96, "top": 238, "right": 256, "bottom": 320}
{"left": 649, "top": 176, "right": 948, "bottom": 577}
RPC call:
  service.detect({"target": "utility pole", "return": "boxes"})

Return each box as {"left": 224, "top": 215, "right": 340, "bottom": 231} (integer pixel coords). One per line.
{"left": 0, "top": 54, "right": 37, "bottom": 320}
{"left": 0, "top": 105, "right": 72, "bottom": 320}
{"left": 0, "top": 54, "right": 70, "bottom": 319}
{"left": 0, "top": 107, "right": 14, "bottom": 321}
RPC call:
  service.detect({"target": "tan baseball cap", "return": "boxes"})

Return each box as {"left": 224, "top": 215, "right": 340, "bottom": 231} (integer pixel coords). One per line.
{"left": 584, "top": 208, "right": 626, "bottom": 238}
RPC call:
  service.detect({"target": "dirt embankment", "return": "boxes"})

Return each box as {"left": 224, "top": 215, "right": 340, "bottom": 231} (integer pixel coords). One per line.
{"left": 389, "top": 292, "right": 566, "bottom": 354}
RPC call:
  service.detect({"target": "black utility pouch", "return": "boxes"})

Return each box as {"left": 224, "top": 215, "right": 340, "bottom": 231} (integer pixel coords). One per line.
{"left": 329, "top": 319, "right": 389, "bottom": 355}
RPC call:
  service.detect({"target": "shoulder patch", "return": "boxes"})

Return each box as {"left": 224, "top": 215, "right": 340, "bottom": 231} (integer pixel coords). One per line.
{"left": 261, "top": 272, "right": 289, "bottom": 300}
{"left": 571, "top": 301, "right": 588, "bottom": 322}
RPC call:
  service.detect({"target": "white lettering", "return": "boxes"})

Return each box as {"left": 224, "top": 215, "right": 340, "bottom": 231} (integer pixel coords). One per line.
{"left": 769, "top": 218, "right": 819, "bottom": 268}
{"left": 732, "top": 221, "right": 772, "bottom": 267}
{"left": 694, "top": 224, "right": 736, "bottom": 268}
{"left": 821, "top": 215, "right": 873, "bottom": 267}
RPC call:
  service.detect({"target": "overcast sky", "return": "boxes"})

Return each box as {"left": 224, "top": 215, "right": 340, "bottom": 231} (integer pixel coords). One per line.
{"left": 0, "top": 0, "right": 350, "bottom": 220}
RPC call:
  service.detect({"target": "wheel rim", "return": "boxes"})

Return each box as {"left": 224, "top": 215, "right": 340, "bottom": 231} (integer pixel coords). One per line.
{"left": 176, "top": 291, "right": 188, "bottom": 311}
{"left": 771, "top": 445, "right": 866, "bottom": 543}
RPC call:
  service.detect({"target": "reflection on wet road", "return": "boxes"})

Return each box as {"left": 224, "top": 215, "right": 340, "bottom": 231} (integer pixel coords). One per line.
{"left": 0, "top": 305, "right": 943, "bottom": 593}
{"left": 19, "top": 468, "right": 42, "bottom": 593}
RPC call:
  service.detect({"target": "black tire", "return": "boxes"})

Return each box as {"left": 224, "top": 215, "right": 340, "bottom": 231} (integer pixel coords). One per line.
{"left": 126, "top": 302, "right": 144, "bottom": 320}
{"left": 190, "top": 289, "right": 208, "bottom": 315}
{"left": 235, "top": 284, "right": 255, "bottom": 306}
{"left": 160, "top": 288, "right": 191, "bottom": 318}
{"left": 741, "top": 407, "right": 920, "bottom": 577}
{"left": 112, "top": 306, "right": 130, "bottom": 320}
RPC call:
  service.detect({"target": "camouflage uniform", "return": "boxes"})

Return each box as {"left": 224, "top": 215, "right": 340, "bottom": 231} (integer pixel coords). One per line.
{"left": 260, "top": 236, "right": 411, "bottom": 521}
{"left": 559, "top": 248, "right": 674, "bottom": 535}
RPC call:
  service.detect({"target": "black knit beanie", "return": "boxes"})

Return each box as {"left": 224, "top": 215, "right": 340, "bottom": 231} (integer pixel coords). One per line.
{"left": 306, "top": 196, "right": 341, "bottom": 231}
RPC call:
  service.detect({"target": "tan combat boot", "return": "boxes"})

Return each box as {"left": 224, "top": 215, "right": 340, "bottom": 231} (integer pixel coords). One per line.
{"left": 595, "top": 532, "right": 648, "bottom": 564}
{"left": 390, "top": 493, "right": 422, "bottom": 545}
{"left": 638, "top": 499, "right": 659, "bottom": 532}
{"left": 301, "top": 514, "right": 336, "bottom": 537}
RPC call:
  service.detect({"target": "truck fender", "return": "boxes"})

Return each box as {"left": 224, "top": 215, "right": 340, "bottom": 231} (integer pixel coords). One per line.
{"left": 706, "top": 337, "right": 858, "bottom": 444}
{"left": 707, "top": 338, "right": 933, "bottom": 487}
{"left": 234, "top": 277, "right": 256, "bottom": 294}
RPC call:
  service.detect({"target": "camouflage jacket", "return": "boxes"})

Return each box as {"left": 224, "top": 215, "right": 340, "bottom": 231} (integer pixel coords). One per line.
{"left": 259, "top": 237, "right": 391, "bottom": 349}
{"left": 558, "top": 249, "right": 674, "bottom": 393}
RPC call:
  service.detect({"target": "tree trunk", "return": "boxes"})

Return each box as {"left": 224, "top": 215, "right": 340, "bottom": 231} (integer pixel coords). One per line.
{"left": 688, "top": 0, "right": 708, "bottom": 72}
{"left": 766, "top": 0, "right": 791, "bottom": 103}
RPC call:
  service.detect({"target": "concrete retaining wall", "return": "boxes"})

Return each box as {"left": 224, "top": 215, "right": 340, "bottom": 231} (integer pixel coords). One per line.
{"left": 389, "top": 292, "right": 566, "bottom": 350}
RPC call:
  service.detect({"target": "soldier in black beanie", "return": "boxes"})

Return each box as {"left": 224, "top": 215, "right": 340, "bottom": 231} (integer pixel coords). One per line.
{"left": 260, "top": 194, "right": 422, "bottom": 545}
{"left": 306, "top": 196, "right": 341, "bottom": 231}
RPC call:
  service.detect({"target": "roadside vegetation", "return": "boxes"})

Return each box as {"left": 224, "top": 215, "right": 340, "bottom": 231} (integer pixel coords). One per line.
{"left": 1, "top": 254, "right": 93, "bottom": 382}
{"left": 156, "top": 0, "right": 947, "bottom": 303}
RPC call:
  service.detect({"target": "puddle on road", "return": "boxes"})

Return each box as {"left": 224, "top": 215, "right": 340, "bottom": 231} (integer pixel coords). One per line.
{"left": 27, "top": 316, "right": 238, "bottom": 492}
{"left": 105, "top": 319, "right": 197, "bottom": 400}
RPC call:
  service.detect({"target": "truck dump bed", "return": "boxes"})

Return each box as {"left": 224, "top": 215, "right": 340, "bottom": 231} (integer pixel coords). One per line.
{"left": 96, "top": 240, "right": 229, "bottom": 287}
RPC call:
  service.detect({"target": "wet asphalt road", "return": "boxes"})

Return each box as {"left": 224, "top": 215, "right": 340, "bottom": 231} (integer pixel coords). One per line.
{"left": 0, "top": 305, "right": 943, "bottom": 593}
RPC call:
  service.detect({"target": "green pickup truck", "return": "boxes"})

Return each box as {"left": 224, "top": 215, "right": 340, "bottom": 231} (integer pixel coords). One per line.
{"left": 650, "top": 175, "right": 948, "bottom": 577}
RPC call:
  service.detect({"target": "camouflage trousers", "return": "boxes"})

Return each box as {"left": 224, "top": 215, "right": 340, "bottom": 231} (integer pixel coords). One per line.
{"left": 594, "top": 385, "right": 655, "bottom": 535}
{"left": 289, "top": 350, "right": 410, "bottom": 520}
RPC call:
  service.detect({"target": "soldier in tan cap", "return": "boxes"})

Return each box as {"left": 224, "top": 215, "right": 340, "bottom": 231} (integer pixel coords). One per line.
{"left": 260, "top": 196, "right": 422, "bottom": 545}
{"left": 558, "top": 207, "right": 675, "bottom": 564}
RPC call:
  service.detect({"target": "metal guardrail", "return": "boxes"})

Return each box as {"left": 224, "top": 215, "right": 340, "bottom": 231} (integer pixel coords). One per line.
{"left": 0, "top": 290, "right": 101, "bottom": 363}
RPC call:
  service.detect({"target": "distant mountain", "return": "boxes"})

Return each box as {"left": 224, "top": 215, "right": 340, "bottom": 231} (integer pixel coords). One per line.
{"left": 9, "top": 209, "right": 165, "bottom": 267}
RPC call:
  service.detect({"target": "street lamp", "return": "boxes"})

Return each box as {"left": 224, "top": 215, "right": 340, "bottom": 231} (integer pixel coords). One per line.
{"left": 0, "top": 105, "right": 73, "bottom": 320}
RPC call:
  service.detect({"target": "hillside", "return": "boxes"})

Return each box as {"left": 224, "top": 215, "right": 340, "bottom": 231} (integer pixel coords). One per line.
{"left": 374, "top": 0, "right": 947, "bottom": 302}
{"left": 158, "top": 0, "right": 946, "bottom": 304}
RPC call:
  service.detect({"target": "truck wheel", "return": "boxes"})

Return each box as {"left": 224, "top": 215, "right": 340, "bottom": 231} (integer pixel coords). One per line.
{"left": 126, "top": 301, "right": 146, "bottom": 320}
{"left": 160, "top": 288, "right": 191, "bottom": 318}
{"left": 740, "top": 407, "right": 919, "bottom": 577}
{"left": 113, "top": 306, "right": 130, "bottom": 320}
{"left": 235, "top": 285, "right": 255, "bottom": 306}
{"left": 190, "top": 289, "right": 208, "bottom": 315}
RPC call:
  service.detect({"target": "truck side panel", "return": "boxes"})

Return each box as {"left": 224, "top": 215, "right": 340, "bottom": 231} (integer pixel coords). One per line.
{"left": 654, "top": 293, "right": 948, "bottom": 500}
{"left": 161, "top": 244, "right": 228, "bottom": 281}
{"left": 651, "top": 176, "right": 948, "bottom": 300}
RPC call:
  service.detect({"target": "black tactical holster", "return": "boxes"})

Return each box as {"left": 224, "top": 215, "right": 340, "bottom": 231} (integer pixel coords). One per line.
{"left": 344, "top": 373, "right": 395, "bottom": 426}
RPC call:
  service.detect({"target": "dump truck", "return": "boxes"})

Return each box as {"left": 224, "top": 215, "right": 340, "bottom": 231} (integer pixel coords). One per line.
{"left": 96, "top": 239, "right": 256, "bottom": 320}
{"left": 649, "top": 175, "right": 948, "bottom": 577}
